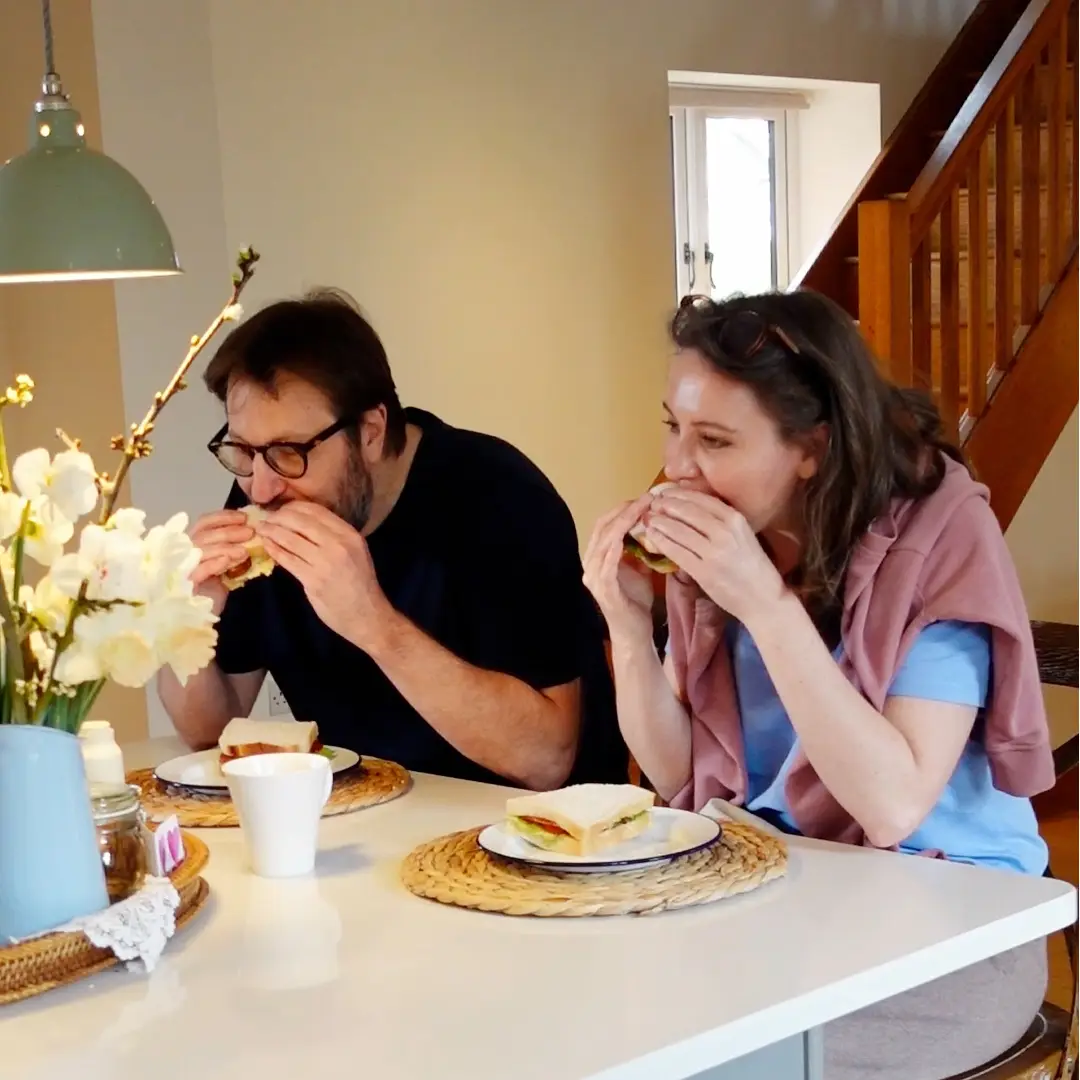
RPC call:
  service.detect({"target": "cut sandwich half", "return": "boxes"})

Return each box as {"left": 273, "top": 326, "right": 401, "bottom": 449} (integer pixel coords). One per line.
{"left": 218, "top": 717, "right": 325, "bottom": 765}
{"left": 222, "top": 505, "right": 276, "bottom": 591}
{"left": 505, "top": 783, "right": 656, "bottom": 856}
{"left": 624, "top": 481, "right": 679, "bottom": 574}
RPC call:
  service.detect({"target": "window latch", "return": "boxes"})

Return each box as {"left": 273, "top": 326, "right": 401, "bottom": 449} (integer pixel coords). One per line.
{"left": 683, "top": 242, "right": 696, "bottom": 289}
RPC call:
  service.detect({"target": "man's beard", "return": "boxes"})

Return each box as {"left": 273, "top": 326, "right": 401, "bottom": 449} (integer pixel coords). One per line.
{"left": 260, "top": 446, "right": 373, "bottom": 531}
{"left": 333, "top": 447, "right": 374, "bottom": 531}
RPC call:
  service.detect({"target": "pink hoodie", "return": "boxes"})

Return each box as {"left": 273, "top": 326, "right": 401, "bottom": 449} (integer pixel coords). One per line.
{"left": 666, "top": 456, "right": 1056, "bottom": 846}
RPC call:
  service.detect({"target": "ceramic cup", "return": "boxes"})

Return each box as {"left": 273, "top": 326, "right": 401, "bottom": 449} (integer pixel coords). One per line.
{"left": 222, "top": 753, "right": 332, "bottom": 878}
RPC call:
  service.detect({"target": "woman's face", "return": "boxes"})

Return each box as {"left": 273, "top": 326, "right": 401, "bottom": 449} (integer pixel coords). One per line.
{"left": 662, "top": 348, "right": 820, "bottom": 535}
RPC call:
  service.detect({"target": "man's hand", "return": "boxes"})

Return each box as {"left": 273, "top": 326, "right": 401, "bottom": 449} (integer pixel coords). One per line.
{"left": 189, "top": 509, "right": 255, "bottom": 616}
{"left": 256, "top": 502, "right": 394, "bottom": 650}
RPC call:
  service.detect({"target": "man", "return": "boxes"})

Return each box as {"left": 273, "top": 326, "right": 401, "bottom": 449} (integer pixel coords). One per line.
{"left": 158, "top": 288, "right": 626, "bottom": 789}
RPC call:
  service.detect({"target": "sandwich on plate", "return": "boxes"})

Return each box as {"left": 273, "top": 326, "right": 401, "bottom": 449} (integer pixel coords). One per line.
{"left": 505, "top": 783, "right": 656, "bottom": 856}
{"left": 218, "top": 717, "right": 328, "bottom": 765}
{"left": 623, "top": 481, "right": 679, "bottom": 574}
{"left": 222, "top": 505, "right": 276, "bottom": 591}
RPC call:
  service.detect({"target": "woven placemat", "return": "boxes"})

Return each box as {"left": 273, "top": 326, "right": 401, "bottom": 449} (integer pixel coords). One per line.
{"left": 401, "top": 820, "right": 787, "bottom": 917}
{"left": 128, "top": 756, "right": 412, "bottom": 827}
{"left": 1, "top": 831, "right": 211, "bottom": 1005}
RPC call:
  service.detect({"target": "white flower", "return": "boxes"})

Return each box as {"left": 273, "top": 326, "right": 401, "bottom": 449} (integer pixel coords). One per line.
{"left": 19, "top": 496, "right": 74, "bottom": 566}
{"left": 0, "top": 492, "right": 26, "bottom": 541}
{"left": 63, "top": 606, "right": 159, "bottom": 688}
{"left": 12, "top": 447, "right": 98, "bottom": 523}
{"left": 20, "top": 575, "right": 73, "bottom": 635}
{"left": 107, "top": 507, "right": 147, "bottom": 538}
{"left": 0, "top": 492, "right": 73, "bottom": 566}
{"left": 52, "top": 521, "right": 147, "bottom": 602}
{"left": 0, "top": 546, "right": 14, "bottom": 598}
{"left": 222, "top": 303, "right": 244, "bottom": 322}
{"left": 142, "top": 513, "right": 199, "bottom": 600}
{"left": 149, "top": 594, "right": 218, "bottom": 684}
{"left": 28, "top": 629, "right": 55, "bottom": 674}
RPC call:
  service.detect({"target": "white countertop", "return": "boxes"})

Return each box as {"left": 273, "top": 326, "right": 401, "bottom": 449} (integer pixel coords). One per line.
{"left": 3, "top": 737, "right": 1076, "bottom": 1080}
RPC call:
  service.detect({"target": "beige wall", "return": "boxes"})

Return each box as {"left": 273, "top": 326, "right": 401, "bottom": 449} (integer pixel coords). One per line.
{"left": 793, "top": 80, "right": 883, "bottom": 274}
{"left": 0, "top": 0, "right": 147, "bottom": 741}
{"left": 85, "top": 0, "right": 980, "bottom": 732}
{"left": 1006, "top": 411, "right": 1079, "bottom": 750}
{"left": 204, "top": 0, "right": 979, "bottom": 537}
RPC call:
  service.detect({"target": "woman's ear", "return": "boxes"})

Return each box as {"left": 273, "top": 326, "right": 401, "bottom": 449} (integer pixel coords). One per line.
{"left": 796, "top": 423, "right": 829, "bottom": 480}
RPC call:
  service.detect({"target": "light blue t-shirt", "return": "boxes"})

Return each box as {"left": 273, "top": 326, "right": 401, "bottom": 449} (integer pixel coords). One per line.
{"left": 731, "top": 620, "right": 1048, "bottom": 875}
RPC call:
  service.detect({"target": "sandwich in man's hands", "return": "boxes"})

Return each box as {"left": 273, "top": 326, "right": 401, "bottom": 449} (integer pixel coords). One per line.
{"left": 222, "top": 505, "right": 276, "bottom": 591}
{"left": 624, "top": 481, "right": 679, "bottom": 574}
{"left": 505, "top": 783, "right": 656, "bottom": 856}
{"left": 218, "top": 717, "right": 329, "bottom": 764}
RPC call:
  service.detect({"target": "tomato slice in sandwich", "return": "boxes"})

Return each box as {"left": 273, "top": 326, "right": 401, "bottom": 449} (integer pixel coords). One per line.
{"left": 517, "top": 816, "right": 570, "bottom": 837}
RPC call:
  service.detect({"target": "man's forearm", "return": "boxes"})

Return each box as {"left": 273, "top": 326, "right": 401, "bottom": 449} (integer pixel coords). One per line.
{"left": 609, "top": 627, "right": 692, "bottom": 801}
{"left": 157, "top": 663, "right": 245, "bottom": 750}
{"left": 362, "top": 612, "right": 578, "bottom": 790}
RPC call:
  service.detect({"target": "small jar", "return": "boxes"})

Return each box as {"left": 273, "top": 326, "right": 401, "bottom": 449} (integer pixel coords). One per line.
{"left": 79, "top": 720, "right": 126, "bottom": 787}
{"left": 90, "top": 783, "right": 148, "bottom": 903}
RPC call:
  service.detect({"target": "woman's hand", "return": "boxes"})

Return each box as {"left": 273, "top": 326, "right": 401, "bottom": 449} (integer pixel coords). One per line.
{"left": 644, "top": 488, "right": 788, "bottom": 627}
{"left": 582, "top": 496, "right": 656, "bottom": 641}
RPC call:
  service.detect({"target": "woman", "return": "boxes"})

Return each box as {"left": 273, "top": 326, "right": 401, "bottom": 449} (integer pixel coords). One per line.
{"left": 583, "top": 290, "right": 1055, "bottom": 1080}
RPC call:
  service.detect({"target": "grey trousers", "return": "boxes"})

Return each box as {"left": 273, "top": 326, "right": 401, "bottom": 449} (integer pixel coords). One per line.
{"left": 825, "top": 937, "right": 1049, "bottom": 1080}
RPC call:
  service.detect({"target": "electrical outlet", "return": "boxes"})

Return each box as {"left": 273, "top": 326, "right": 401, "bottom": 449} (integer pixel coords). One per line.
{"left": 266, "top": 678, "right": 291, "bottom": 716}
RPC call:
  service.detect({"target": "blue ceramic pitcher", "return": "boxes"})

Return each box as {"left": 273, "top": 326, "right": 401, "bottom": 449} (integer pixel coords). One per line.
{"left": 0, "top": 724, "right": 109, "bottom": 941}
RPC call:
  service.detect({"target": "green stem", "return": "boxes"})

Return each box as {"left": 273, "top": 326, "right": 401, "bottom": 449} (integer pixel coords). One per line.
{"left": 0, "top": 569, "right": 27, "bottom": 724}
{"left": 0, "top": 415, "right": 12, "bottom": 492}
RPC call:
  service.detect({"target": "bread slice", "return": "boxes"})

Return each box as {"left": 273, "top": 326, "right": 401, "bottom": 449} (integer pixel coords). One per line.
{"left": 218, "top": 717, "right": 319, "bottom": 763}
{"left": 222, "top": 506, "right": 276, "bottom": 591}
{"left": 505, "top": 783, "right": 656, "bottom": 856}
{"left": 624, "top": 482, "right": 679, "bottom": 574}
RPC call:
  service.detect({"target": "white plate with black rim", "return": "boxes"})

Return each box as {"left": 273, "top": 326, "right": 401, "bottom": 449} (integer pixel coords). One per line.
{"left": 477, "top": 807, "right": 721, "bottom": 874}
{"left": 154, "top": 746, "right": 360, "bottom": 792}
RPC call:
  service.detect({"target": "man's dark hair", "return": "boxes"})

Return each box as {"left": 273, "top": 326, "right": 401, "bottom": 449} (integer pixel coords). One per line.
{"left": 204, "top": 287, "right": 407, "bottom": 456}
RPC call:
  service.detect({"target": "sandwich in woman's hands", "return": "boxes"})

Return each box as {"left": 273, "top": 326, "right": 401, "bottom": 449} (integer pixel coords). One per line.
{"left": 624, "top": 481, "right": 679, "bottom": 574}
{"left": 505, "top": 783, "right": 656, "bottom": 856}
{"left": 222, "top": 505, "right": 276, "bottom": 591}
{"left": 218, "top": 717, "right": 326, "bottom": 764}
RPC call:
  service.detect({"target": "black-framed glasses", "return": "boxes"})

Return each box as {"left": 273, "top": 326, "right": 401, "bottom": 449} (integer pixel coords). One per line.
{"left": 207, "top": 417, "right": 354, "bottom": 479}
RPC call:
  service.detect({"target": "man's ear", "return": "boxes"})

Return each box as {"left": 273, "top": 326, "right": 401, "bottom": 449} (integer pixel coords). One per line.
{"left": 358, "top": 405, "right": 388, "bottom": 461}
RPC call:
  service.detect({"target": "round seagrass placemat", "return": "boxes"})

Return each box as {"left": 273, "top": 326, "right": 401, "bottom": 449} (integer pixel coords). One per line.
{"left": 127, "top": 757, "right": 412, "bottom": 828}
{"left": 400, "top": 820, "right": 787, "bottom": 917}
{"left": 0, "top": 831, "right": 211, "bottom": 1005}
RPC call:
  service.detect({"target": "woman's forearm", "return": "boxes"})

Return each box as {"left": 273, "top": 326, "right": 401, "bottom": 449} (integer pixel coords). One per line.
{"left": 609, "top": 627, "right": 692, "bottom": 801}
{"left": 745, "top": 593, "right": 926, "bottom": 846}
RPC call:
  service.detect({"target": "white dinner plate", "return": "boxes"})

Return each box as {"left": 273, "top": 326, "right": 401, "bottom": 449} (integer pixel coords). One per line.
{"left": 154, "top": 746, "right": 360, "bottom": 790}
{"left": 478, "top": 807, "right": 720, "bottom": 874}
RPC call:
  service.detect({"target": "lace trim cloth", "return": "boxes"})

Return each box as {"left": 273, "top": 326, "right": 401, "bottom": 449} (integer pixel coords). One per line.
{"left": 11, "top": 877, "right": 180, "bottom": 972}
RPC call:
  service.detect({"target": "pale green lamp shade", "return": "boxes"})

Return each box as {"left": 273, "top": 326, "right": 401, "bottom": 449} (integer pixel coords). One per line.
{"left": 0, "top": 102, "right": 181, "bottom": 284}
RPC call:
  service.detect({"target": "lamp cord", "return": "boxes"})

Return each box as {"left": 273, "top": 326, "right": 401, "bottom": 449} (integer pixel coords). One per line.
{"left": 42, "top": 0, "right": 55, "bottom": 76}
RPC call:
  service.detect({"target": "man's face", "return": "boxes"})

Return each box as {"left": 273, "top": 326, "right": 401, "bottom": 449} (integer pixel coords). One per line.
{"left": 224, "top": 374, "right": 378, "bottom": 530}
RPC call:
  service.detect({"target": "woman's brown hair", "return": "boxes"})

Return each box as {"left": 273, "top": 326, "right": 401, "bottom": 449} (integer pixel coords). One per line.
{"left": 669, "top": 289, "right": 964, "bottom": 611}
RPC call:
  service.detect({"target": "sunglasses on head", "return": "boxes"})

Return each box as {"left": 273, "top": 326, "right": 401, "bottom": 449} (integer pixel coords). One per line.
{"left": 674, "top": 295, "right": 803, "bottom": 360}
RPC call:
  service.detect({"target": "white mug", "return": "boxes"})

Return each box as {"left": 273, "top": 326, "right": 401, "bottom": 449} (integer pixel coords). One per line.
{"left": 222, "top": 753, "right": 332, "bottom": 878}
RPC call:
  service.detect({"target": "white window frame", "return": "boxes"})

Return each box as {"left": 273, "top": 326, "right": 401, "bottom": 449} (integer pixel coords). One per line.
{"left": 669, "top": 87, "right": 803, "bottom": 302}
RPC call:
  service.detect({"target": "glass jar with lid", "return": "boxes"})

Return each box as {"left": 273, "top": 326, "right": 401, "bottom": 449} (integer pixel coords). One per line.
{"left": 89, "top": 783, "right": 148, "bottom": 903}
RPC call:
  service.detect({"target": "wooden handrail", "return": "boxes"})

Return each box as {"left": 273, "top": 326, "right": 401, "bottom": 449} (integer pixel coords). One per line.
{"left": 790, "top": 0, "right": 1033, "bottom": 309}
{"left": 907, "top": 0, "right": 1069, "bottom": 244}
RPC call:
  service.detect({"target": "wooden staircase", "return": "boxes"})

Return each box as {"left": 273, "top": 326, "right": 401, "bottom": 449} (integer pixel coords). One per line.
{"left": 792, "top": 0, "right": 1078, "bottom": 530}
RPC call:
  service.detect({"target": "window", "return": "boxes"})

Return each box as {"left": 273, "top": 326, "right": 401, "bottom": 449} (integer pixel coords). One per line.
{"left": 669, "top": 86, "right": 804, "bottom": 302}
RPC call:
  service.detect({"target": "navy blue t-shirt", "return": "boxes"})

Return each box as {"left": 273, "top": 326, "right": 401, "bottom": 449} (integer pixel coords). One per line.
{"left": 213, "top": 408, "right": 627, "bottom": 786}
